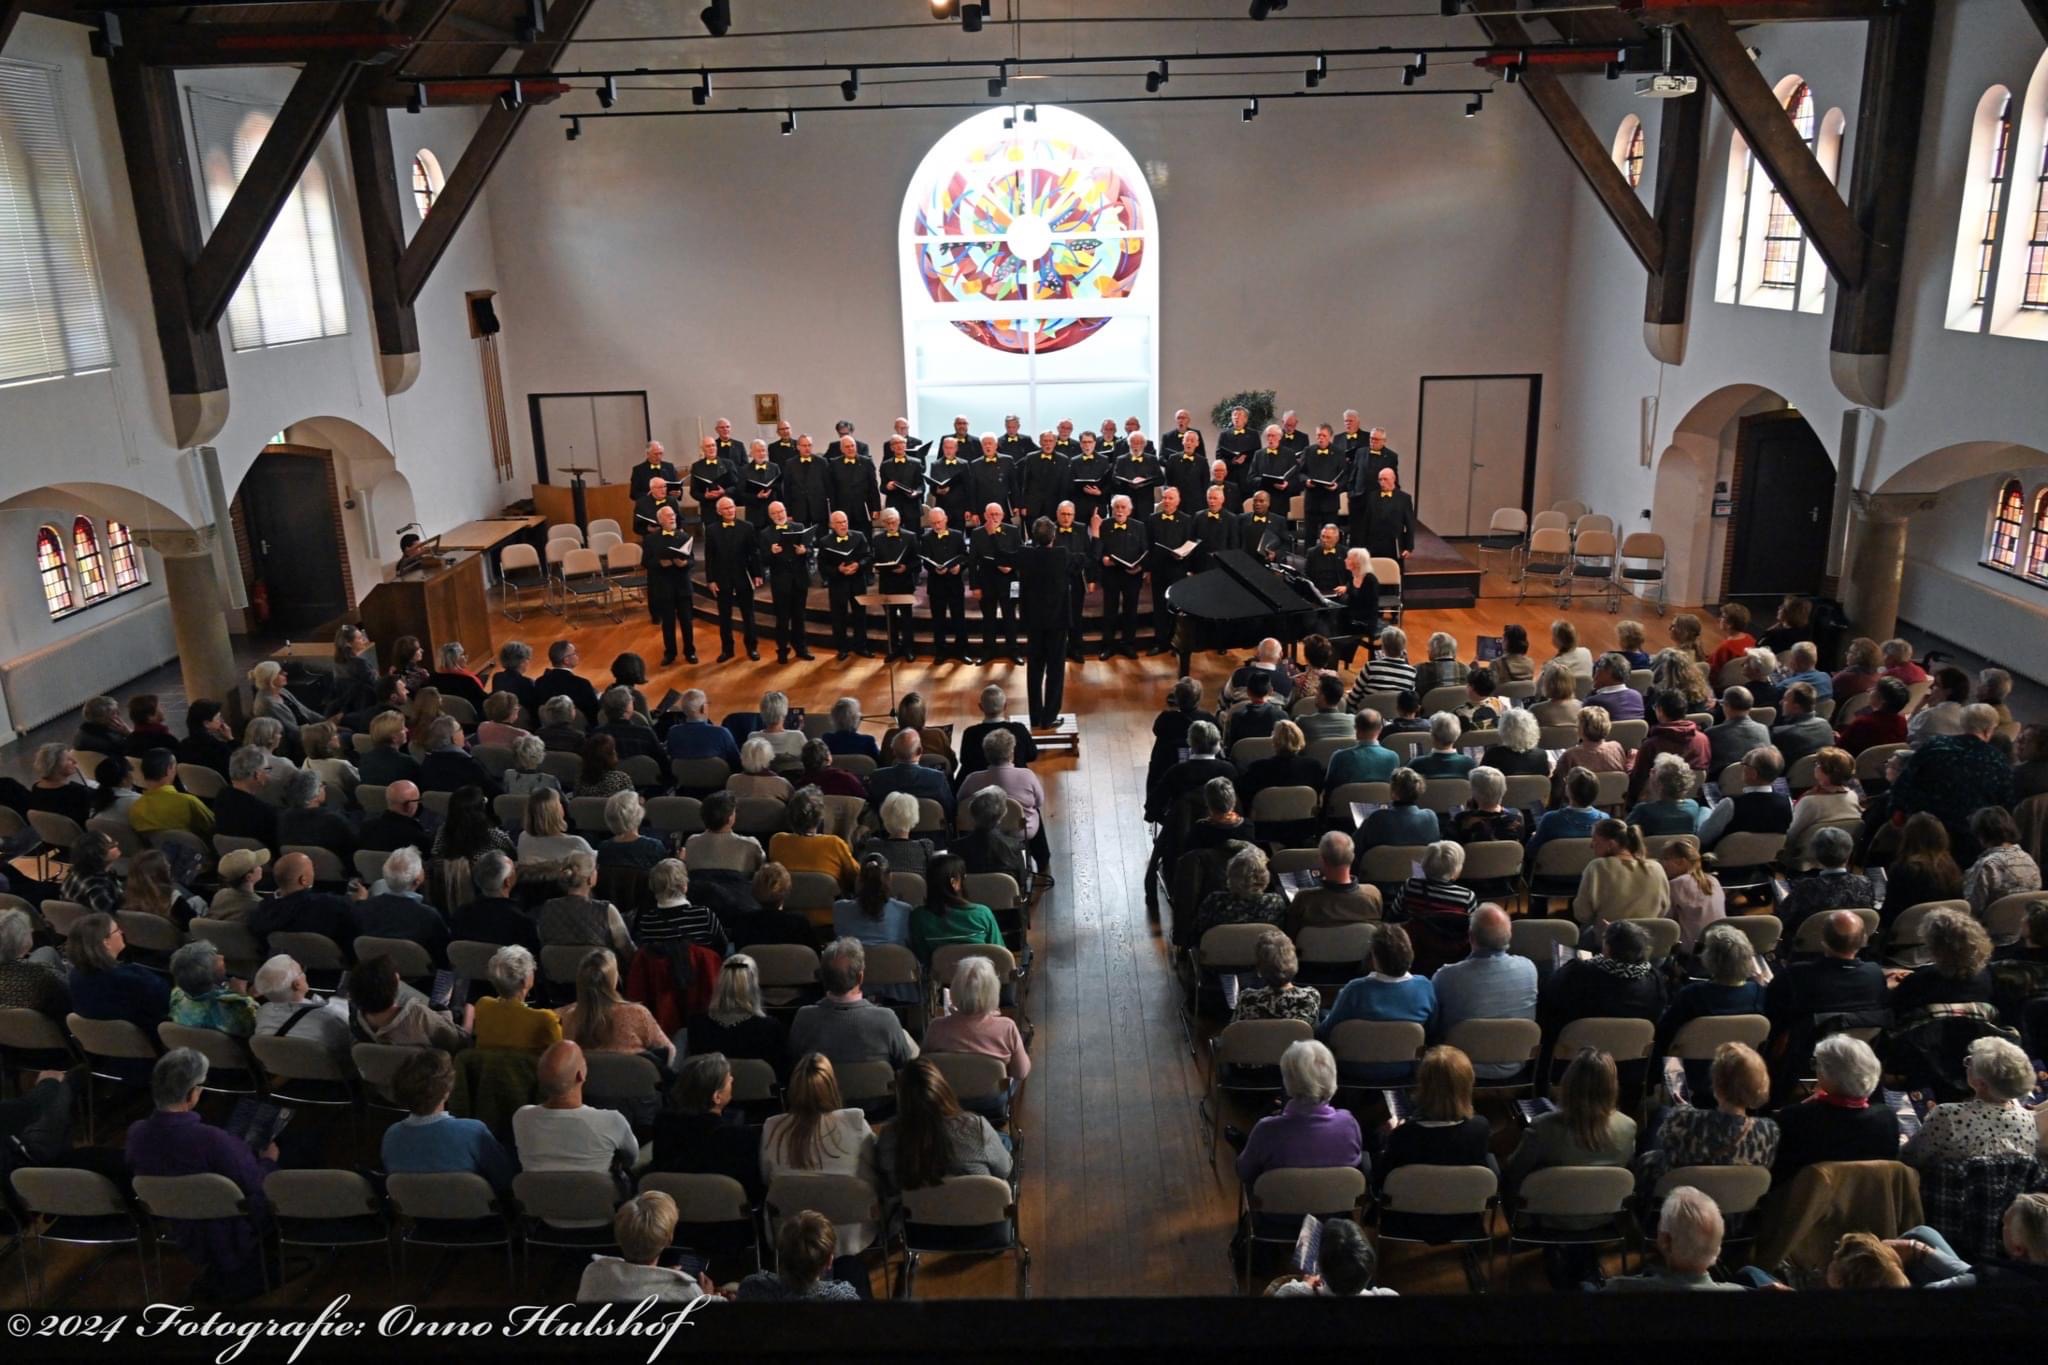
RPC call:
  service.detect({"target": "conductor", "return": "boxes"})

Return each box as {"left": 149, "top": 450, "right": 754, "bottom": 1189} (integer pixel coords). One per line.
{"left": 1351, "top": 465, "right": 1415, "bottom": 562}
{"left": 643, "top": 503, "right": 698, "bottom": 666}
{"left": 1019, "top": 518, "right": 1074, "bottom": 730}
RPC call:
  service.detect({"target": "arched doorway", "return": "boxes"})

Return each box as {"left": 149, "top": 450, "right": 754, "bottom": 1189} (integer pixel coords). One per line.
{"left": 235, "top": 444, "right": 352, "bottom": 634}
{"left": 1650, "top": 383, "right": 1832, "bottom": 607}
{"left": 897, "top": 104, "right": 1159, "bottom": 439}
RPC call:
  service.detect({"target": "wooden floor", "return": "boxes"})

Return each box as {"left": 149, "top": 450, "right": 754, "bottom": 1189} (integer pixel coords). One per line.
{"left": 5, "top": 558, "right": 1724, "bottom": 1306}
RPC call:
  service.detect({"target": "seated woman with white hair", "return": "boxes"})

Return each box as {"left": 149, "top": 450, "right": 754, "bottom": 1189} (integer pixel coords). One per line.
{"left": 755, "top": 691, "right": 806, "bottom": 760}
{"left": 250, "top": 953, "right": 353, "bottom": 1057}
{"left": 1233, "top": 1039, "right": 1363, "bottom": 1193}
{"left": 503, "top": 735, "right": 560, "bottom": 796}
{"left": 470, "top": 944, "right": 562, "bottom": 1052}
{"left": 1482, "top": 707, "right": 1552, "bottom": 778}
{"left": 727, "top": 736, "right": 794, "bottom": 801}
{"left": 1406, "top": 711, "right": 1474, "bottom": 781}
{"left": 248, "top": 658, "right": 322, "bottom": 756}
{"left": 1412, "top": 631, "right": 1468, "bottom": 698}
{"left": 1387, "top": 843, "right": 1478, "bottom": 975}
{"left": 1772, "top": 1033, "right": 1896, "bottom": 1186}
{"left": 1601, "top": 1187, "right": 1739, "bottom": 1292}
{"left": 1447, "top": 766, "right": 1525, "bottom": 845}
{"left": 823, "top": 695, "right": 881, "bottom": 762}
{"left": 1626, "top": 753, "right": 1705, "bottom": 837}
{"left": 595, "top": 790, "right": 666, "bottom": 871}
{"left": 537, "top": 852, "right": 633, "bottom": 955}
{"left": 921, "top": 955, "right": 1032, "bottom": 1105}
{"left": 856, "top": 790, "right": 935, "bottom": 876}
{"left": 1903, "top": 1036, "right": 2040, "bottom": 1168}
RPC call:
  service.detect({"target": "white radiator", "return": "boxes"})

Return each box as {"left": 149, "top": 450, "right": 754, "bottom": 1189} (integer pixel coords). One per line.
{"left": 0, "top": 598, "right": 179, "bottom": 734}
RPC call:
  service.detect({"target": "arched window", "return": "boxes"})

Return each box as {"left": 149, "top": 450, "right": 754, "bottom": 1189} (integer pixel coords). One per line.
{"left": 1989, "top": 478, "right": 2026, "bottom": 570}
{"left": 71, "top": 517, "right": 107, "bottom": 602}
{"left": 107, "top": 519, "right": 145, "bottom": 591}
{"left": 1718, "top": 77, "right": 1832, "bottom": 311}
{"left": 412, "top": 149, "right": 444, "bottom": 219}
{"left": 897, "top": 105, "right": 1158, "bottom": 439}
{"left": 1977, "top": 95, "right": 2014, "bottom": 305}
{"left": 1757, "top": 83, "right": 1815, "bottom": 294}
{"left": 1991, "top": 49, "right": 2048, "bottom": 339}
{"left": 36, "top": 525, "right": 73, "bottom": 616}
{"left": 2027, "top": 490, "right": 2048, "bottom": 582}
{"left": 1948, "top": 86, "right": 2016, "bottom": 332}
{"left": 2025, "top": 137, "right": 2048, "bottom": 311}
{"left": 1612, "top": 115, "right": 1646, "bottom": 188}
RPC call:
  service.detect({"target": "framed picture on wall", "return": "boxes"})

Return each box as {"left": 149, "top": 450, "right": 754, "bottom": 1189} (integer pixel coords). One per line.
{"left": 754, "top": 393, "right": 781, "bottom": 425}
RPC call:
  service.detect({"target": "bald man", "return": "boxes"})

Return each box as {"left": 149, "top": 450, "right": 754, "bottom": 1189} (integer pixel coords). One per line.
{"left": 687, "top": 435, "right": 734, "bottom": 509}
{"left": 513, "top": 1041, "right": 639, "bottom": 1173}
{"left": 779, "top": 433, "right": 831, "bottom": 526}
{"left": 739, "top": 439, "right": 782, "bottom": 528}
{"left": 247, "top": 850, "right": 357, "bottom": 946}
{"left": 1431, "top": 903, "right": 1537, "bottom": 1081}
{"left": 768, "top": 417, "right": 799, "bottom": 466}
{"left": 358, "top": 778, "right": 436, "bottom": 853}
{"left": 871, "top": 507, "right": 921, "bottom": 660}
{"left": 826, "top": 434, "right": 881, "bottom": 525}
{"left": 704, "top": 496, "right": 763, "bottom": 661}
{"left": 879, "top": 434, "right": 926, "bottom": 527}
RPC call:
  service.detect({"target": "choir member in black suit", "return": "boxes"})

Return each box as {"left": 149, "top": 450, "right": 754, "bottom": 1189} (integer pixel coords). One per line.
{"left": 767, "top": 419, "right": 800, "bottom": 467}
{"left": 996, "top": 415, "right": 1034, "bottom": 463}
{"left": 1194, "top": 484, "right": 1239, "bottom": 565}
{"left": 927, "top": 436, "right": 972, "bottom": 530}
{"left": 1349, "top": 426, "right": 1401, "bottom": 493}
{"left": 629, "top": 441, "right": 679, "bottom": 501}
{"left": 1249, "top": 424, "right": 1300, "bottom": 529}
{"left": 763, "top": 501, "right": 815, "bottom": 664}
{"left": 920, "top": 507, "right": 971, "bottom": 661}
{"left": 1095, "top": 494, "right": 1149, "bottom": 660}
{"left": 1051, "top": 419, "right": 1080, "bottom": 459}
{"left": 817, "top": 509, "right": 872, "bottom": 659}
{"left": 633, "top": 476, "right": 683, "bottom": 539}
{"left": 1149, "top": 485, "right": 1197, "bottom": 655}
{"left": 1166, "top": 410, "right": 1206, "bottom": 463}
{"left": 871, "top": 508, "right": 921, "bottom": 660}
{"left": 1067, "top": 435, "right": 1113, "bottom": 529}
{"left": 827, "top": 434, "right": 881, "bottom": 526}
{"left": 688, "top": 435, "right": 736, "bottom": 512}
{"left": 1020, "top": 518, "right": 1075, "bottom": 729}
{"left": 1164, "top": 430, "right": 1208, "bottom": 512}
{"left": 643, "top": 503, "right": 698, "bottom": 665}
{"left": 703, "top": 497, "right": 763, "bottom": 661}
{"left": 1333, "top": 410, "right": 1369, "bottom": 461}
{"left": 971, "top": 503, "right": 1023, "bottom": 662}
{"left": 1111, "top": 439, "right": 1162, "bottom": 517}
{"left": 1204, "top": 459, "right": 1234, "bottom": 512}
{"left": 962, "top": 435, "right": 1012, "bottom": 531}
{"left": 1299, "top": 423, "right": 1350, "bottom": 537}
{"left": 1304, "top": 523, "right": 1350, "bottom": 595}
{"left": 1277, "top": 411, "right": 1311, "bottom": 459}
{"left": 1240, "top": 491, "right": 1293, "bottom": 566}
{"left": 780, "top": 433, "right": 831, "bottom": 527}
{"left": 1122, "top": 416, "right": 1145, "bottom": 454}
{"left": 1096, "top": 418, "right": 1128, "bottom": 462}
{"left": 1215, "top": 405, "right": 1260, "bottom": 501}
{"left": 711, "top": 417, "right": 746, "bottom": 476}
{"left": 946, "top": 414, "right": 975, "bottom": 455}
{"left": 878, "top": 436, "right": 926, "bottom": 527}
{"left": 1014, "top": 431, "right": 1070, "bottom": 525}
{"left": 1051, "top": 501, "right": 1091, "bottom": 631}
{"left": 831, "top": 419, "right": 869, "bottom": 458}
{"left": 1352, "top": 465, "right": 1416, "bottom": 562}
{"left": 891, "top": 417, "right": 931, "bottom": 462}
{"left": 738, "top": 440, "right": 782, "bottom": 528}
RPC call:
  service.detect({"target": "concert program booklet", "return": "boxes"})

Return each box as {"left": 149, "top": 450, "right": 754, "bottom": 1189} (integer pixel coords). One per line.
{"left": 1168, "top": 540, "right": 1200, "bottom": 559}
{"left": 921, "top": 553, "right": 962, "bottom": 572}
{"left": 883, "top": 466, "right": 926, "bottom": 493}
{"left": 1110, "top": 551, "right": 1147, "bottom": 572}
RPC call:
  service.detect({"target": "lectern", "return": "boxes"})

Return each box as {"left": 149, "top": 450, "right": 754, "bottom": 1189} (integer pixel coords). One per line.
{"left": 358, "top": 552, "right": 492, "bottom": 666}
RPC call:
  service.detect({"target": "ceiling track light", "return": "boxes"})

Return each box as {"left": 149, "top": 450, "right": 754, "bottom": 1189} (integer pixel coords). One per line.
{"left": 517, "top": 0, "right": 545, "bottom": 44}
{"left": 1413, "top": 53, "right": 1428, "bottom": 78}
{"left": 962, "top": 1, "right": 986, "bottom": 33}
{"left": 1241, "top": 97, "right": 1259, "bottom": 122}
{"left": 565, "top": 117, "right": 580, "bottom": 141}
{"left": 598, "top": 76, "right": 617, "bottom": 108}
{"left": 1145, "top": 60, "right": 1169, "bottom": 93}
{"left": 1305, "top": 53, "right": 1326, "bottom": 88}
{"left": 989, "top": 60, "right": 1007, "bottom": 97}
{"left": 499, "top": 78, "right": 524, "bottom": 111}
{"left": 1504, "top": 59, "right": 1523, "bottom": 85}
{"left": 1248, "top": 0, "right": 1289, "bottom": 18}
{"left": 1401, "top": 64, "right": 1416, "bottom": 87}
{"left": 692, "top": 71, "right": 712, "bottom": 106}
{"left": 841, "top": 68, "right": 860, "bottom": 101}
{"left": 1023, "top": 104, "right": 1036, "bottom": 122}
{"left": 781, "top": 110, "right": 796, "bottom": 135}
{"left": 699, "top": 0, "right": 730, "bottom": 38}
{"left": 1465, "top": 93, "right": 1484, "bottom": 117}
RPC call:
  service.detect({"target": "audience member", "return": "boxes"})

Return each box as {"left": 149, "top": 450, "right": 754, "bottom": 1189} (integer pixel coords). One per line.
{"left": 866, "top": 729, "right": 956, "bottom": 821}
{"left": 65, "top": 912, "right": 170, "bottom": 1034}
{"left": 1541, "top": 920, "right": 1666, "bottom": 1041}
{"left": 728, "top": 863, "right": 815, "bottom": 950}
{"left": 1320, "top": 924, "right": 1436, "bottom": 1081}
{"left": 1660, "top": 841, "right": 1727, "bottom": 953}
{"left": 1235, "top": 1040, "right": 1362, "bottom": 1191}
{"left": 1905, "top": 667, "right": 1972, "bottom": 749}
{"left": 1773, "top": 1035, "right": 1898, "bottom": 1186}
{"left": 1705, "top": 686, "right": 1770, "bottom": 777}
{"left": 167, "top": 941, "right": 255, "bottom": 1037}
{"left": 1550, "top": 709, "right": 1627, "bottom": 805}
{"left": 1890, "top": 910, "right": 1995, "bottom": 1018}
{"left": 1323, "top": 709, "right": 1400, "bottom": 791}
{"left": 1504, "top": 1048, "right": 1636, "bottom": 1286}
{"left": 664, "top": 690, "right": 742, "bottom": 767}
{"left": 1626, "top": 692, "right": 1712, "bottom": 804}
{"left": 686, "top": 955, "right": 788, "bottom": 1074}
{"left": 686, "top": 792, "right": 768, "bottom": 877}
{"left": 346, "top": 955, "right": 468, "bottom": 1050}
{"left": 513, "top": 1040, "right": 639, "bottom": 1174}
{"left": 250, "top": 954, "right": 351, "bottom": 1057}
{"left": 1431, "top": 906, "right": 1537, "bottom": 1082}
{"left": 125, "top": 1049, "right": 277, "bottom": 1300}
{"left": 1963, "top": 805, "right": 2040, "bottom": 915}
{"left": 1528, "top": 663, "right": 1583, "bottom": 728}
{"left": 1529, "top": 768, "right": 1606, "bottom": 860}
{"left": 1641, "top": 1035, "right": 1779, "bottom": 1186}
{"left": 876, "top": 1058, "right": 1012, "bottom": 1200}
{"left": 855, "top": 792, "right": 933, "bottom": 878}
{"left": 735, "top": 1210, "right": 862, "bottom": 1302}
{"left": 728, "top": 736, "right": 794, "bottom": 801}
{"left": 1902, "top": 1037, "right": 2038, "bottom": 1167}
{"left": 1269, "top": 1217, "right": 1396, "bottom": 1298}
{"left": 760, "top": 1053, "right": 881, "bottom": 1270}
{"left": 1283, "top": 831, "right": 1383, "bottom": 935}
{"left": 822, "top": 696, "right": 881, "bottom": 761}
{"left": 1482, "top": 708, "right": 1550, "bottom": 778}
{"left": 1771, "top": 683, "right": 1834, "bottom": 767}
{"left": 1231, "top": 929, "right": 1320, "bottom": 1025}
{"left": 1602, "top": 1187, "right": 1740, "bottom": 1293}
{"left": 176, "top": 699, "right": 238, "bottom": 775}
{"left": 1447, "top": 765, "right": 1526, "bottom": 845}
{"left": 959, "top": 684, "right": 1038, "bottom": 777}
{"left": 650, "top": 1052, "right": 764, "bottom": 1200}
{"left": 1880, "top": 814, "right": 1965, "bottom": 932}
{"left": 1697, "top": 746, "right": 1792, "bottom": 850}
{"left": 127, "top": 748, "right": 214, "bottom": 840}
{"left": 1573, "top": 820, "right": 1670, "bottom": 926}
{"left": 1626, "top": 754, "right": 1704, "bottom": 837}
{"left": 1838, "top": 676, "right": 1913, "bottom": 755}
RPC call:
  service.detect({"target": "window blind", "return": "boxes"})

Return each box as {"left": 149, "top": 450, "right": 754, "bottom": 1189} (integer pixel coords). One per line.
{"left": 0, "top": 61, "right": 113, "bottom": 386}
{"left": 187, "top": 88, "right": 348, "bottom": 351}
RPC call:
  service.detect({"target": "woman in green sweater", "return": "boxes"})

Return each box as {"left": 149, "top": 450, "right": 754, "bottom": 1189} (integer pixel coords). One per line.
{"left": 909, "top": 853, "right": 1004, "bottom": 966}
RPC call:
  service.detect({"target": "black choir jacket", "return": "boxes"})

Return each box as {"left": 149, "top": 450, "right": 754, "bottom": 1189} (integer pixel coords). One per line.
{"left": 1149, "top": 509, "right": 1198, "bottom": 573}
{"left": 688, "top": 456, "right": 738, "bottom": 506}
{"left": 870, "top": 527, "right": 920, "bottom": 595}
{"left": 817, "top": 530, "right": 872, "bottom": 591}
{"left": 702, "top": 517, "right": 762, "bottom": 589}
{"left": 633, "top": 493, "right": 684, "bottom": 536}
{"left": 762, "top": 519, "right": 814, "bottom": 584}
{"left": 961, "top": 457, "right": 1015, "bottom": 522}
{"left": 779, "top": 455, "right": 831, "bottom": 526}
{"left": 1019, "top": 545, "right": 1075, "bottom": 629}
{"left": 996, "top": 433, "right": 1036, "bottom": 462}
{"left": 1095, "top": 516, "right": 1151, "bottom": 576}
{"left": 1250, "top": 447, "right": 1301, "bottom": 502}
{"left": 826, "top": 456, "right": 881, "bottom": 523}
{"left": 879, "top": 455, "right": 927, "bottom": 510}
{"left": 1347, "top": 445, "right": 1402, "bottom": 496}
{"left": 1355, "top": 488, "right": 1416, "bottom": 558}
{"left": 970, "top": 523, "right": 1024, "bottom": 589}
{"left": 1216, "top": 426, "right": 1260, "bottom": 479}
{"left": 737, "top": 461, "right": 782, "bottom": 524}
{"left": 1239, "top": 511, "right": 1293, "bottom": 563}
{"left": 919, "top": 527, "right": 970, "bottom": 587}
{"left": 629, "top": 460, "right": 680, "bottom": 501}
{"left": 1193, "top": 508, "right": 1239, "bottom": 562}
{"left": 1013, "top": 452, "right": 1071, "bottom": 522}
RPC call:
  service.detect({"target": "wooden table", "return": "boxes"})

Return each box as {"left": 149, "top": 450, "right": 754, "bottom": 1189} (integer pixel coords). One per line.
{"left": 436, "top": 516, "right": 544, "bottom": 552}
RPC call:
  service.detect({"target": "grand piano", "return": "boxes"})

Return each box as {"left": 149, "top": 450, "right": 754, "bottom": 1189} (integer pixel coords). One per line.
{"left": 1163, "top": 548, "right": 1335, "bottom": 674}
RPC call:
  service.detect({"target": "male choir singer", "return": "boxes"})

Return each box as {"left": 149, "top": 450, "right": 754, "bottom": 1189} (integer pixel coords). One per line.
{"left": 630, "top": 441, "right": 678, "bottom": 501}
{"left": 829, "top": 434, "right": 881, "bottom": 525}
{"left": 880, "top": 435, "right": 926, "bottom": 526}
{"left": 1097, "top": 493, "right": 1149, "bottom": 661}
{"left": 971, "top": 503, "right": 1023, "bottom": 663}
{"left": 740, "top": 439, "right": 782, "bottom": 528}
{"left": 780, "top": 433, "right": 830, "bottom": 527}
{"left": 963, "top": 435, "right": 1012, "bottom": 530}
{"left": 1354, "top": 465, "right": 1415, "bottom": 562}
{"left": 688, "top": 435, "right": 734, "bottom": 510}
{"left": 1216, "top": 405, "right": 1259, "bottom": 502}
{"left": 1300, "top": 423, "right": 1349, "bottom": 536}
{"left": 1052, "top": 501, "right": 1091, "bottom": 631}
{"left": 1150, "top": 485, "right": 1196, "bottom": 654}
{"left": 704, "top": 497, "right": 763, "bottom": 662}
{"left": 1020, "top": 517, "right": 1074, "bottom": 729}
{"left": 1015, "top": 430, "right": 1070, "bottom": 525}
{"left": 872, "top": 507, "right": 921, "bottom": 661}
{"left": 928, "top": 436, "right": 972, "bottom": 530}
{"left": 819, "top": 509, "right": 871, "bottom": 659}
{"left": 921, "top": 507, "right": 970, "bottom": 662}
{"left": 643, "top": 503, "right": 697, "bottom": 666}
{"left": 764, "top": 500, "right": 814, "bottom": 663}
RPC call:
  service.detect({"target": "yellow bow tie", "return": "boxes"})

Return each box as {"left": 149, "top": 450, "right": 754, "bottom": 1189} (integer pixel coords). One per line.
{"left": 1381, "top": 492, "right": 1392, "bottom": 499}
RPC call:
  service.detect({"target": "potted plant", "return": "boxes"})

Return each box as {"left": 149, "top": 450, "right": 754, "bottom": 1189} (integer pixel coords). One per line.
{"left": 1210, "top": 389, "right": 1276, "bottom": 434}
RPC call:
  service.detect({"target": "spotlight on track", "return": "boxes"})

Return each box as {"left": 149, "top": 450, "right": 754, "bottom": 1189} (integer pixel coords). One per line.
{"left": 1145, "top": 60, "right": 1169, "bottom": 93}
{"left": 1023, "top": 104, "right": 1036, "bottom": 122}
{"left": 1249, "top": 0, "right": 1289, "bottom": 18}
{"left": 989, "top": 61, "right": 1007, "bottom": 97}
{"left": 841, "top": 68, "right": 860, "bottom": 101}
{"left": 700, "top": 0, "right": 730, "bottom": 37}
{"left": 1304, "top": 53, "right": 1325, "bottom": 89}
{"left": 1413, "top": 53, "right": 1428, "bottom": 78}
{"left": 1401, "top": 63, "right": 1416, "bottom": 87}
{"left": 406, "top": 83, "right": 426, "bottom": 114}
{"left": 598, "top": 76, "right": 617, "bottom": 109}
{"left": 566, "top": 118, "right": 580, "bottom": 141}
{"left": 692, "top": 71, "right": 712, "bottom": 106}
{"left": 1241, "top": 97, "right": 1259, "bottom": 123}
{"left": 1465, "top": 93, "right": 1484, "bottom": 117}
{"left": 962, "top": 1, "right": 987, "bottom": 32}
{"left": 781, "top": 110, "right": 796, "bottom": 136}
{"left": 498, "top": 79, "right": 523, "bottom": 111}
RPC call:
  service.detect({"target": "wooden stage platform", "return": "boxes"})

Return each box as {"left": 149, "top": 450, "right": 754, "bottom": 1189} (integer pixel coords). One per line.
{"left": 1403, "top": 523, "right": 1484, "bottom": 608}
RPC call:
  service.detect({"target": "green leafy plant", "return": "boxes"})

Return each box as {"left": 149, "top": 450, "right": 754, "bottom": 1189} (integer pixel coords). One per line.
{"left": 1210, "top": 389, "right": 1276, "bottom": 433}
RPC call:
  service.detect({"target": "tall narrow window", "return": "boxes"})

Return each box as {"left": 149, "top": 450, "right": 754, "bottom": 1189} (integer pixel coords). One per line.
{"left": 36, "top": 525, "right": 73, "bottom": 616}
{"left": 1989, "top": 479, "right": 2026, "bottom": 570}
{"left": 898, "top": 105, "right": 1158, "bottom": 439}
{"left": 107, "top": 519, "right": 145, "bottom": 590}
{"left": 411, "top": 149, "right": 443, "bottom": 219}
{"left": 71, "top": 516, "right": 106, "bottom": 601}
{"left": 188, "top": 91, "right": 348, "bottom": 350}
{"left": 0, "top": 61, "right": 115, "bottom": 385}
{"left": 2027, "top": 491, "right": 2048, "bottom": 582}
{"left": 1977, "top": 94, "right": 2015, "bottom": 306}
{"left": 2025, "top": 135, "right": 2048, "bottom": 311}
{"left": 1623, "top": 122, "right": 1645, "bottom": 188}
{"left": 1757, "top": 83, "right": 1815, "bottom": 294}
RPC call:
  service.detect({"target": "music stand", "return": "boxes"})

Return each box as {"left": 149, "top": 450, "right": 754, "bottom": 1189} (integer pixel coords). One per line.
{"left": 558, "top": 464, "right": 598, "bottom": 534}
{"left": 857, "top": 592, "right": 918, "bottom": 716}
